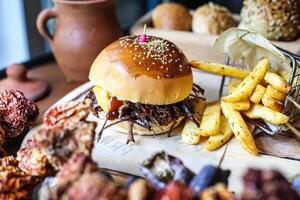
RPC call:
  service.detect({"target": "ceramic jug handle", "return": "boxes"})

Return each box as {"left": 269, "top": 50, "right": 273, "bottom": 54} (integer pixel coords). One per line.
{"left": 37, "top": 7, "right": 57, "bottom": 42}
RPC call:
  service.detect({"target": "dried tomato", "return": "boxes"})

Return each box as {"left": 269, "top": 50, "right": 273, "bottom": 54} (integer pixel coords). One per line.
{"left": 0, "top": 90, "right": 39, "bottom": 138}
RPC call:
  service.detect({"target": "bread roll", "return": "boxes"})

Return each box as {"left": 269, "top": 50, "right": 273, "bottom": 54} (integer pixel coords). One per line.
{"left": 152, "top": 3, "right": 192, "bottom": 31}
{"left": 239, "top": 0, "right": 300, "bottom": 41}
{"left": 192, "top": 3, "right": 237, "bottom": 35}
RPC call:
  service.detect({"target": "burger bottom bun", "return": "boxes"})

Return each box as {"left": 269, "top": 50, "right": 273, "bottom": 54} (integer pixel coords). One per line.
{"left": 100, "top": 116, "right": 185, "bottom": 136}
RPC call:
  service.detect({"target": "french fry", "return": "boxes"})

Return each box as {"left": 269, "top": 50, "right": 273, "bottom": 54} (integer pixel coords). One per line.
{"left": 249, "top": 84, "right": 266, "bottom": 104}
{"left": 265, "top": 85, "right": 286, "bottom": 102}
{"left": 181, "top": 100, "right": 206, "bottom": 144}
{"left": 278, "top": 69, "right": 290, "bottom": 82}
{"left": 221, "top": 101, "right": 258, "bottom": 155}
{"left": 181, "top": 120, "right": 201, "bottom": 145}
{"left": 205, "top": 114, "right": 233, "bottom": 151}
{"left": 243, "top": 104, "right": 289, "bottom": 125}
{"left": 264, "top": 72, "right": 290, "bottom": 94}
{"left": 228, "top": 80, "right": 242, "bottom": 94}
{"left": 261, "top": 93, "right": 283, "bottom": 112}
{"left": 228, "top": 101, "right": 251, "bottom": 111}
{"left": 228, "top": 80, "right": 251, "bottom": 111}
{"left": 222, "top": 58, "right": 269, "bottom": 103}
{"left": 199, "top": 102, "right": 221, "bottom": 136}
{"left": 191, "top": 60, "right": 250, "bottom": 79}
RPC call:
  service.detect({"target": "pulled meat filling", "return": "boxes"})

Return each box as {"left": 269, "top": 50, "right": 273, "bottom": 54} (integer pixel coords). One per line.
{"left": 87, "top": 84, "right": 205, "bottom": 143}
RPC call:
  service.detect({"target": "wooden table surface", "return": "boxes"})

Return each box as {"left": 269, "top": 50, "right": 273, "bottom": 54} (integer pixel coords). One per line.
{"left": 28, "top": 62, "right": 83, "bottom": 119}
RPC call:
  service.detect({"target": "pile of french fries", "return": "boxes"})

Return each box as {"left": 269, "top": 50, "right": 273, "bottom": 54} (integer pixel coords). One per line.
{"left": 182, "top": 58, "right": 290, "bottom": 155}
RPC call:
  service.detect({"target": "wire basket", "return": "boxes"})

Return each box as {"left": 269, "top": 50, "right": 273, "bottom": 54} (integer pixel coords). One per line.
{"left": 219, "top": 47, "right": 300, "bottom": 135}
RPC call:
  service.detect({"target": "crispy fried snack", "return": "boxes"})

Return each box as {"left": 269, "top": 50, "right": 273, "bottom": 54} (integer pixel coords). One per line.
{"left": 199, "top": 102, "right": 221, "bottom": 136}
{"left": 0, "top": 90, "right": 39, "bottom": 138}
{"left": 249, "top": 84, "right": 266, "bottom": 104}
{"left": 43, "top": 98, "right": 92, "bottom": 131}
{"left": 243, "top": 104, "right": 288, "bottom": 125}
{"left": 265, "top": 85, "right": 286, "bottom": 102}
{"left": 264, "top": 72, "right": 290, "bottom": 94}
{"left": 222, "top": 58, "right": 269, "bottom": 103}
{"left": 205, "top": 114, "right": 233, "bottom": 151}
{"left": 261, "top": 93, "right": 283, "bottom": 112}
{"left": 39, "top": 152, "right": 127, "bottom": 200}
{"left": 17, "top": 99, "right": 96, "bottom": 177}
{"left": 0, "top": 156, "right": 39, "bottom": 200}
{"left": 18, "top": 121, "right": 96, "bottom": 177}
{"left": 191, "top": 60, "right": 250, "bottom": 79}
{"left": 182, "top": 99, "right": 206, "bottom": 144}
{"left": 221, "top": 101, "right": 258, "bottom": 155}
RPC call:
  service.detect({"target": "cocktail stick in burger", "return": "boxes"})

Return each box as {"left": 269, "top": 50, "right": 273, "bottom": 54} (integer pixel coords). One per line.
{"left": 88, "top": 35, "right": 204, "bottom": 143}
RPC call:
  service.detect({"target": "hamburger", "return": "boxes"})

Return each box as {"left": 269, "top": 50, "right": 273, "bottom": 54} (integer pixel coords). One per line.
{"left": 88, "top": 35, "right": 204, "bottom": 143}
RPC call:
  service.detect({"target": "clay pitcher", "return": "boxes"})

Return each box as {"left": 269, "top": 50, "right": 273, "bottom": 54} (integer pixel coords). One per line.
{"left": 37, "top": 0, "right": 122, "bottom": 81}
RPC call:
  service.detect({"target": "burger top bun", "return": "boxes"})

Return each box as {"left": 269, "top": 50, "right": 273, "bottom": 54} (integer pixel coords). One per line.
{"left": 89, "top": 35, "right": 193, "bottom": 105}
{"left": 152, "top": 3, "right": 192, "bottom": 31}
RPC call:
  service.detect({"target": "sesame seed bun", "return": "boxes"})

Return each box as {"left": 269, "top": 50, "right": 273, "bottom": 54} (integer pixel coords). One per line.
{"left": 89, "top": 35, "right": 193, "bottom": 105}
